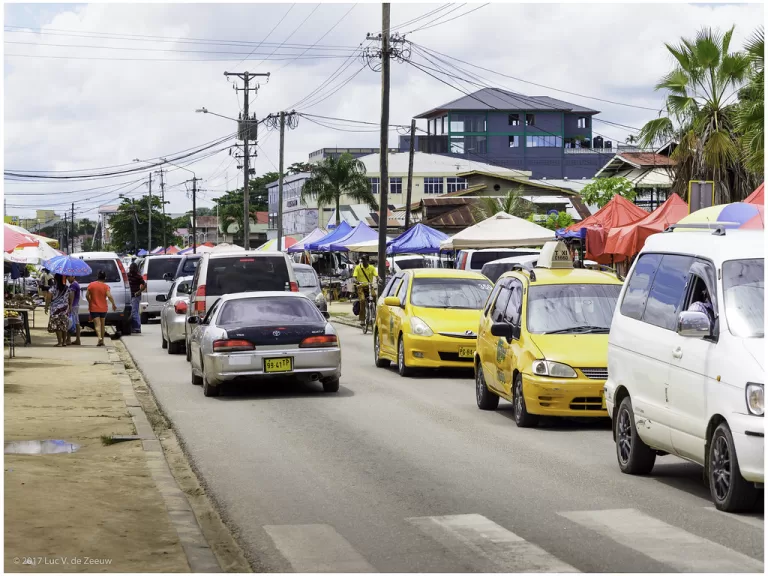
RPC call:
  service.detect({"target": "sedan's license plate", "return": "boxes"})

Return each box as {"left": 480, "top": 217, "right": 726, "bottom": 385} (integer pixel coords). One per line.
{"left": 264, "top": 357, "right": 293, "bottom": 373}
{"left": 458, "top": 346, "right": 474, "bottom": 358}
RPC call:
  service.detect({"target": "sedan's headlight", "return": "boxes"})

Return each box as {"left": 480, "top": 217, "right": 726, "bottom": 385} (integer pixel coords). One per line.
{"left": 532, "top": 360, "right": 577, "bottom": 378}
{"left": 746, "top": 383, "right": 764, "bottom": 416}
{"left": 410, "top": 316, "right": 433, "bottom": 337}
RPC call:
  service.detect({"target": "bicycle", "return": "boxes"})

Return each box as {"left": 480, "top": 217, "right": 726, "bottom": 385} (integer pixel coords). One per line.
{"left": 355, "top": 283, "right": 377, "bottom": 335}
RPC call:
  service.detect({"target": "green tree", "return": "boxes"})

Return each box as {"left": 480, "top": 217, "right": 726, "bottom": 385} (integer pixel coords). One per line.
{"left": 77, "top": 218, "right": 96, "bottom": 236}
{"left": 529, "top": 211, "right": 574, "bottom": 231}
{"left": 214, "top": 172, "right": 279, "bottom": 243}
{"left": 735, "top": 27, "right": 764, "bottom": 176}
{"left": 637, "top": 26, "right": 757, "bottom": 203}
{"left": 287, "top": 162, "right": 312, "bottom": 175}
{"left": 580, "top": 177, "right": 637, "bottom": 208}
{"left": 300, "top": 154, "right": 377, "bottom": 226}
{"left": 472, "top": 188, "right": 534, "bottom": 222}
{"left": 108, "top": 195, "right": 176, "bottom": 253}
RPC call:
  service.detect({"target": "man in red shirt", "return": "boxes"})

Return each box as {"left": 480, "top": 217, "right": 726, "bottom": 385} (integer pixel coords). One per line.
{"left": 86, "top": 270, "right": 117, "bottom": 347}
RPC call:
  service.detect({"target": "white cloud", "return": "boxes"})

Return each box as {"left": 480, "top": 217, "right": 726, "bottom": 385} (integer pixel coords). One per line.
{"left": 3, "top": 2, "right": 763, "bottom": 219}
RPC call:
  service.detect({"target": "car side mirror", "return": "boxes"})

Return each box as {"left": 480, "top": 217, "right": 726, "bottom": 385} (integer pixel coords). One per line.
{"left": 187, "top": 316, "right": 199, "bottom": 325}
{"left": 156, "top": 294, "right": 167, "bottom": 302}
{"left": 491, "top": 322, "right": 515, "bottom": 339}
{"left": 384, "top": 296, "right": 402, "bottom": 307}
{"left": 677, "top": 311, "right": 711, "bottom": 338}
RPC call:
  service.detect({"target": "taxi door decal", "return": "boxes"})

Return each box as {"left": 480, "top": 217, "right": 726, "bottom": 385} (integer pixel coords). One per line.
{"left": 495, "top": 337, "right": 507, "bottom": 387}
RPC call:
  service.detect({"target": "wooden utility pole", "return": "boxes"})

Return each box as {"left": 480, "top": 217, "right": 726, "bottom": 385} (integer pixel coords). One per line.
{"left": 277, "top": 111, "right": 286, "bottom": 252}
{"left": 405, "top": 119, "right": 416, "bottom": 230}
{"left": 192, "top": 177, "right": 198, "bottom": 254}
{"left": 63, "top": 213, "right": 68, "bottom": 254}
{"left": 147, "top": 173, "right": 152, "bottom": 253}
{"left": 156, "top": 169, "right": 166, "bottom": 253}
{"left": 70, "top": 203, "right": 75, "bottom": 254}
{"left": 376, "top": 2, "right": 391, "bottom": 293}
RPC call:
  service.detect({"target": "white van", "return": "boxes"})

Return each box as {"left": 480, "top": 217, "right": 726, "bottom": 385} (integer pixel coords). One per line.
{"left": 455, "top": 248, "right": 540, "bottom": 272}
{"left": 605, "top": 228, "right": 764, "bottom": 512}
{"left": 72, "top": 252, "right": 133, "bottom": 336}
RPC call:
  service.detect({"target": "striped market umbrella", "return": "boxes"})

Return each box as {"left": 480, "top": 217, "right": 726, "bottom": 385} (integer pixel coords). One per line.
{"left": 4, "top": 225, "right": 38, "bottom": 253}
{"left": 676, "top": 202, "right": 764, "bottom": 231}
{"left": 256, "top": 236, "right": 298, "bottom": 251}
{"left": 42, "top": 255, "right": 93, "bottom": 277}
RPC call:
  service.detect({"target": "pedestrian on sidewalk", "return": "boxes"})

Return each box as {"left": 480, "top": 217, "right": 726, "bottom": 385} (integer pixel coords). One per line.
{"left": 44, "top": 273, "right": 71, "bottom": 347}
{"left": 86, "top": 270, "right": 117, "bottom": 347}
{"left": 66, "top": 275, "right": 82, "bottom": 346}
{"left": 127, "top": 262, "right": 146, "bottom": 334}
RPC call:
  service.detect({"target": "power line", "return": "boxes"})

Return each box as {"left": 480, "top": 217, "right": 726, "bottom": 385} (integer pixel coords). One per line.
{"left": 297, "top": 62, "right": 368, "bottom": 111}
{"left": 405, "top": 3, "right": 490, "bottom": 34}
{"left": 403, "top": 4, "right": 466, "bottom": 34}
{"left": 232, "top": 3, "right": 296, "bottom": 70}
{"left": 4, "top": 52, "right": 353, "bottom": 63}
{"left": 249, "top": 4, "right": 322, "bottom": 71}
{"left": 390, "top": 5, "right": 452, "bottom": 32}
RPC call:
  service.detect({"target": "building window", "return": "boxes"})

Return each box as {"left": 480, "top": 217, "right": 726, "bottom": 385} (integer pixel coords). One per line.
{"left": 446, "top": 177, "right": 467, "bottom": 193}
{"left": 526, "top": 114, "right": 535, "bottom": 126}
{"left": 390, "top": 177, "right": 402, "bottom": 194}
{"left": 441, "top": 116, "right": 446, "bottom": 134}
{"left": 369, "top": 177, "right": 380, "bottom": 195}
{"left": 450, "top": 113, "right": 486, "bottom": 133}
{"left": 508, "top": 113, "right": 520, "bottom": 126}
{"left": 578, "top": 116, "right": 589, "bottom": 129}
{"left": 450, "top": 135, "right": 487, "bottom": 154}
{"left": 424, "top": 177, "right": 444, "bottom": 195}
{"left": 508, "top": 135, "right": 519, "bottom": 148}
{"left": 526, "top": 135, "right": 562, "bottom": 148}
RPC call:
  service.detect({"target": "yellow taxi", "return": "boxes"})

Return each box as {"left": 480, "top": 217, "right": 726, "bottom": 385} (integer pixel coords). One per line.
{"left": 474, "top": 241, "right": 623, "bottom": 427}
{"left": 373, "top": 269, "right": 493, "bottom": 376}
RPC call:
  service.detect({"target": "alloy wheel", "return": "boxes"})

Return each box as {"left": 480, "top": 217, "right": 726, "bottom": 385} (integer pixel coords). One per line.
{"left": 476, "top": 368, "right": 484, "bottom": 404}
{"left": 514, "top": 378, "right": 523, "bottom": 415}
{"left": 398, "top": 339, "right": 404, "bottom": 372}
{"left": 617, "top": 407, "right": 632, "bottom": 465}
{"left": 711, "top": 434, "right": 732, "bottom": 502}
{"left": 374, "top": 332, "right": 380, "bottom": 361}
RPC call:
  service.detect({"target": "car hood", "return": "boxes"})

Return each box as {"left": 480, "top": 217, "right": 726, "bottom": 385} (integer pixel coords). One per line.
{"left": 528, "top": 333, "right": 609, "bottom": 367}
{"left": 410, "top": 306, "right": 483, "bottom": 336}
{"left": 742, "top": 338, "right": 765, "bottom": 371}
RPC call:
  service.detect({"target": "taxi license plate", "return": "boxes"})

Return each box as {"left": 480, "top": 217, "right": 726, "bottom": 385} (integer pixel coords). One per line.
{"left": 264, "top": 357, "right": 293, "bottom": 373}
{"left": 458, "top": 346, "right": 474, "bottom": 359}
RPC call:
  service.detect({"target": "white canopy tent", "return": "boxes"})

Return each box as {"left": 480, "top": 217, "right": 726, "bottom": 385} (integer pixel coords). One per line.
{"left": 439, "top": 212, "right": 555, "bottom": 250}
{"left": 345, "top": 237, "right": 396, "bottom": 253}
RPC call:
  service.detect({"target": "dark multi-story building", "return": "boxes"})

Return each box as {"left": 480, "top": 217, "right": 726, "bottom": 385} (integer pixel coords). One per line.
{"left": 400, "top": 88, "right": 618, "bottom": 180}
{"left": 308, "top": 147, "right": 399, "bottom": 164}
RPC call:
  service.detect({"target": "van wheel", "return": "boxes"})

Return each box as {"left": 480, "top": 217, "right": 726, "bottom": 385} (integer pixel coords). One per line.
{"left": 616, "top": 397, "right": 656, "bottom": 475}
{"left": 140, "top": 312, "right": 149, "bottom": 324}
{"left": 709, "top": 423, "right": 758, "bottom": 512}
{"left": 513, "top": 374, "right": 538, "bottom": 428}
{"left": 476, "top": 365, "right": 499, "bottom": 410}
{"left": 397, "top": 336, "right": 413, "bottom": 377}
{"left": 374, "top": 331, "right": 390, "bottom": 368}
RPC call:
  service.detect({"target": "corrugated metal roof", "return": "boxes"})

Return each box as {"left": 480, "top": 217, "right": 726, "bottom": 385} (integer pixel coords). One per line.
{"left": 423, "top": 205, "right": 479, "bottom": 228}
{"left": 619, "top": 152, "right": 677, "bottom": 167}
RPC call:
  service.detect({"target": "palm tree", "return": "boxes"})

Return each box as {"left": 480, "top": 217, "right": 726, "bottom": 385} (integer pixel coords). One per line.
{"left": 735, "top": 27, "right": 764, "bottom": 176}
{"left": 300, "top": 153, "right": 378, "bottom": 226}
{"left": 638, "top": 26, "right": 757, "bottom": 203}
{"left": 472, "top": 188, "right": 533, "bottom": 222}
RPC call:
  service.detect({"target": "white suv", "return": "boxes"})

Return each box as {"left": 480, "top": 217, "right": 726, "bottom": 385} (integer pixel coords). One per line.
{"left": 605, "top": 228, "right": 764, "bottom": 512}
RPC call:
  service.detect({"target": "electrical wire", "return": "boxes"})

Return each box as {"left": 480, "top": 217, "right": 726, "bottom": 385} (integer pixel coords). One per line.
{"left": 4, "top": 53, "right": 354, "bottom": 63}
{"left": 390, "top": 4, "right": 452, "bottom": 32}
{"left": 405, "top": 4, "right": 489, "bottom": 34}
{"left": 297, "top": 62, "right": 368, "bottom": 111}
{"left": 403, "top": 4, "right": 466, "bottom": 34}
{"left": 249, "top": 4, "right": 322, "bottom": 71}
{"left": 232, "top": 3, "right": 296, "bottom": 70}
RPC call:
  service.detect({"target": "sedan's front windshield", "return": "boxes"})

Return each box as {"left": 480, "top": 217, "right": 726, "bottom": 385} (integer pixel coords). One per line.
{"left": 527, "top": 284, "right": 621, "bottom": 334}
{"left": 723, "top": 258, "right": 764, "bottom": 338}
{"left": 410, "top": 277, "right": 493, "bottom": 310}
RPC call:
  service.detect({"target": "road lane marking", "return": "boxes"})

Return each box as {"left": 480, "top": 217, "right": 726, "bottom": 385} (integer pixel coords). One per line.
{"left": 559, "top": 508, "right": 763, "bottom": 573}
{"left": 407, "top": 513, "right": 579, "bottom": 573}
{"left": 703, "top": 507, "right": 764, "bottom": 529}
{"left": 263, "top": 524, "right": 376, "bottom": 573}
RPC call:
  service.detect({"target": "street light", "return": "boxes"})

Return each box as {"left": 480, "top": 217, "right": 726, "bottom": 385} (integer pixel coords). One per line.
{"left": 161, "top": 157, "right": 198, "bottom": 255}
{"left": 195, "top": 107, "right": 240, "bottom": 123}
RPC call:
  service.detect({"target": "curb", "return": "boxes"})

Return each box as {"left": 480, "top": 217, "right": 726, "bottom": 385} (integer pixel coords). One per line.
{"left": 330, "top": 315, "right": 369, "bottom": 330}
{"left": 106, "top": 344, "right": 222, "bottom": 573}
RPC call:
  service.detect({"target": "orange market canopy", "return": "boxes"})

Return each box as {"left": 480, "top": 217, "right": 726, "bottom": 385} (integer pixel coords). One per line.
{"left": 603, "top": 193, "right": 689, "bottom": 260}
{"left": 745, "top": 183, "right": 764, "bottom": 205}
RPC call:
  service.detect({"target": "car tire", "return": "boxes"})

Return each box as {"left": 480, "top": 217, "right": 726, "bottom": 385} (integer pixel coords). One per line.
{"left": 322, "top": 377, "right": 340, "bottom": 393}
{"left": 140, "top": 312, "right": 149, "bottom": 325}
{"left": 476, "top": 364, "right": 499, "bottom": 410}
{"left": 161, "top": 329, "right": 168, "bottom": 349}
{"left": 615, "top": 396, "right": 656, "bottom": 475}
{"left": 168, "top": 339, "right": 180, "bottom": 354}
{"left": 397, "top": 335, "right": 413, "bottom": 377}
{"left": 121, "top": 317, "right": 132, "bottom": 337}
{"left": 185, "top": 337, "right": 191, "bottom": 362}
{"left": 374, "top": 330, "right": 390, "bottom": 368}
{"left": 709, "top": 422, "right": 758, "bottom": 512}
{"left": 202, "top": 364, "right": 218, "bottom": 397}
{"left": 513, "top": 373, "right": 539, "bottom": 428}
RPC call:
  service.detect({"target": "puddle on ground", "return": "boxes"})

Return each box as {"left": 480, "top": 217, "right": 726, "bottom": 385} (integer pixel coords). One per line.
{"left": 5, "top": 440, "right": 80, "bottom": 455}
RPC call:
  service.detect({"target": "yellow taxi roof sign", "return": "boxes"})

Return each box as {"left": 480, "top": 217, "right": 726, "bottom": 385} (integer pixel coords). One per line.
{"left": 537, "top": 241, "right": 573, "bottom": 269}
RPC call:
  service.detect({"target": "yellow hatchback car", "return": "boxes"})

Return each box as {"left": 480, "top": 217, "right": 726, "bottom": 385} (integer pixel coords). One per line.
{"left": 373, "top": 269, "right": 493, "bottom": 376}
{"left": 474, "top": 241, "right": 623, "bottom": 427}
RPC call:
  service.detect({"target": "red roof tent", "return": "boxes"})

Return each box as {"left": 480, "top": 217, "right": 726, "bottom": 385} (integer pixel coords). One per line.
{"left": 603, "top": 193, "right": 689, "bottom": 260}
{"left": 745, "top": 183, "right": 764, "bottom": 205}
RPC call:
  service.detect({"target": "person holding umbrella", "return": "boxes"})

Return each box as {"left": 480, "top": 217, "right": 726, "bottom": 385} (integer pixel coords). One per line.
{"left": 67, "top": 275, "right": 82, "bottom": 346}
{"left": 44, "top": 273, "right": 72, "bottom": 347}
{"left": 42, "top": 255, "right": 94, "bottom": 345}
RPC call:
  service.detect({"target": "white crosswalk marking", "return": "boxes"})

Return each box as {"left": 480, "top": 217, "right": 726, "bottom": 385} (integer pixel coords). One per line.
{"left": 703, "top": 507, "right": 765, "bottom": 529}
{"left": 263, "top": 524, "right": 377, "bottom": 573}
{"left": 407, "top": 513, "right": 579, "bottom": 573}
{"left": 559, "top": 508, "right": 764, "bottom": 573}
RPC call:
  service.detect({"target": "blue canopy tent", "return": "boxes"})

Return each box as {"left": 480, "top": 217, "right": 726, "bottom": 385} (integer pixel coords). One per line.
{"left": 555, "top": 228, "right": 586, "bottom": 241}
{"left": 327, "top": 222, "right": 378, "bottom": 252}
{"left": 307, "top": 221, "right": 352, "bottom": 251}
{"left": 386, "top": 223, "right": 449, "bottom": 255}
{"left": 137, "top": 249, "right": 148, "bottom": 257}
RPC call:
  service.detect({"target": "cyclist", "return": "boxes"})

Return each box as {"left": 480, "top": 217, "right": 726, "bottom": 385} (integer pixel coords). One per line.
{"left": 352, "top": 254, "right": 378, "bottom": 327}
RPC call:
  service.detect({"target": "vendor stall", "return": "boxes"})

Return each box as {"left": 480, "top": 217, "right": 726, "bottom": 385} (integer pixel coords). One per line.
{"left": 439, "top": 212, "right": 554, "bottom": 250}
{"left": 288, "top": 228, "right": 328, "bottom": 253}
{"left": 328, "top": 222, "right": 378, "bottom": 252}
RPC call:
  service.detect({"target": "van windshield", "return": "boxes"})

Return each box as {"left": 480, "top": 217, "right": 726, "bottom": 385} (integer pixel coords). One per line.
{"left": 723, "top": 258, "right": 764, "bottom": 338}
{"left": 147, "top": 258, "right": 180, "bottom": 280}
{"left": 78, "top": 260, "right": 120, "bottom": 284}
{"left": 527, "top": 284, "right": 621, "bottom": 334}
{"left": 206, "top": 256, "right": 290, "bottom": 296}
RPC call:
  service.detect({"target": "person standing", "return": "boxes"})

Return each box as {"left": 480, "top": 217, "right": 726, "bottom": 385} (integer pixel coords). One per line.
{"left": 86, "top": 270, "right": 117, "bottom": 347}
{"left": 127, "top": 263, "right": 146, "bottom": 334}
{"left": 38, "top": 268, "right": 53, "bottom": 298}
{"left": 45, "top": 273, "right": 72, "bottom": 347}
{"left": 352, "top": 255, "right": 378, "bottom": 326}
{"left": 66, "top": 275, "right": 82, "bottom": 346}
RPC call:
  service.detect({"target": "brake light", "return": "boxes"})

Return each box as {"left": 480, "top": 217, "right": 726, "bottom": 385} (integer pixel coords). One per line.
{"left": 289, "top": 281, "right": 299, "bottom": 292}
{"left": 116, "top": 260, "right": 129, "bottom": 287}
{"left": 299, "top": 335, "right": 338, "bottom": 348}
{"left": 213, "top": 339, "right": 254, "bottom": 352}
{"left": 174, "top": 301, "right": 187, "bottom": 314}
{"left": 194, "top": 285, "right": 206, "bottom": 314}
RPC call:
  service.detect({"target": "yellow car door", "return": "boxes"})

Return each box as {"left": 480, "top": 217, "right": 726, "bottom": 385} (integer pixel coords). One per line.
{"left": 485, "top": 279, "right": 513, "bottom": 393}
{"left": 379, "top": 274, "right": 404, "bottom": 357}
{"left": 478, "top": 282, "right": 503, "bottom": 377}
{"left": 496, "top": 278, "right": 524, "bottom": 397}
{"left": 389, "top": 274, "right": 410, "bottom": 350}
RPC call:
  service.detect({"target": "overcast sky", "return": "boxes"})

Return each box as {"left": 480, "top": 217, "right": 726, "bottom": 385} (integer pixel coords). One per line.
{"left": 3, "top": 1, "right": 763, "bottom": 220}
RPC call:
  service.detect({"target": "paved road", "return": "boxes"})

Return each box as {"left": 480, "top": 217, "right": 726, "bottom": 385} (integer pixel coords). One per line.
{"left": 123, "top": 321, "right": 763, "bottom": 573}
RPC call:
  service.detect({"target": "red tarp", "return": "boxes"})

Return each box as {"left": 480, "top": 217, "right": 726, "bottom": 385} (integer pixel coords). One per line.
{"left": 745, "top": 183, "right": 764, "bottom": 206}
{"left": 603, "top": 194, "right": 689, "bottom": 260}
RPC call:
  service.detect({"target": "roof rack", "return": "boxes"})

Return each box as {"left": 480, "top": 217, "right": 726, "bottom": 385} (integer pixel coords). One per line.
{"left": 663, "top": 223, "right": 738, "bottom": 236}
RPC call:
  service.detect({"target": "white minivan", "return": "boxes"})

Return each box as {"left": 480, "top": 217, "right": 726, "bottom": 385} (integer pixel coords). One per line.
{"left": 605, "top": 228, "right": 764, "bottom": 512}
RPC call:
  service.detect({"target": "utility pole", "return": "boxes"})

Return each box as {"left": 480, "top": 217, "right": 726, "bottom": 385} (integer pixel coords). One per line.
{"left": 63, "top": 213, "right": 69, "bottom": 254}
{"left": 224, "top": 70, "right": 269, "bottom": 250}
{"left": 265, "top": 111, "right": 299, "bottom": 252}
{"left": 405, "top": 118, "right": 416, "bottom": 230}
{"left": 156, "top": 169, "right": 166, "bottom": 253}
{"left": 377, "top": 2, "right": 392, "bottom": 293}
{"left": 147, "top": 173, "right": 153, "bottom": 253}
{"left": 70, "top": 203, "right": 75, "bottom": 254}
{"left": 191, "top": 177, "right": 199, "bottom": 254}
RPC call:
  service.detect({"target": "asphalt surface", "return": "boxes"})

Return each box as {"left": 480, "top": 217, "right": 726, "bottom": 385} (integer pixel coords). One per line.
{"left": 122, "top": 321, "right": 764, "bottom": 573}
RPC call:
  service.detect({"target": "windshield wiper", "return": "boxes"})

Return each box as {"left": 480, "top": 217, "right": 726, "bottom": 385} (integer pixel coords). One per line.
{"left": 542, "top": 325, "right": 610, "bottom": 335}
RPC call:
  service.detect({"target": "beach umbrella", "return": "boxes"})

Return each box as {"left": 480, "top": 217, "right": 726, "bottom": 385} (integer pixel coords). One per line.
{"left": 4, "top": 225, "right": 38, "bottom": 253}
{"left": 5, "top": 239, "right": 60, "bottom": 264}
{"left": 676, "top": 202, "right": 764, "bottom": 231}
{"left": 256, "top": 236, "right": 298, "bottom": 251}
{"left": 42, "top": 255, "right": 93, "bottom": 276}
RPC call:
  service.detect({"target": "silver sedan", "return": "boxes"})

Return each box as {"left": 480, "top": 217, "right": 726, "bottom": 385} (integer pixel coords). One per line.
{"left": 158, "top": 275, "right": 193, "bottom": 354}
{"left": 187, "top": 291, "right": 342, "bottom": 398}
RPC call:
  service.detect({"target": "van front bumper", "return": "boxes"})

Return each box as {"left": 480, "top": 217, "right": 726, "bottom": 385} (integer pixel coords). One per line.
{"left": 522, "top": 373, "right": 609, "bottom": 417}
{"left": 728, "top": 413, "right": 764, "bottom": 483}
